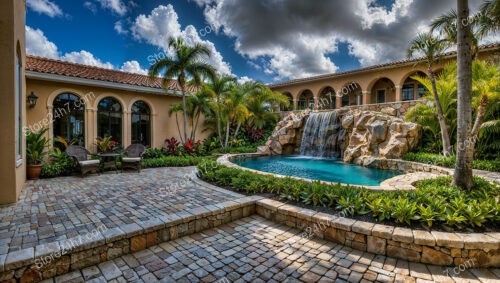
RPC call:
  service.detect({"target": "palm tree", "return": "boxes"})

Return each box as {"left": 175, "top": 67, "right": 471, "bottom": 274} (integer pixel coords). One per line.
{"left": 453, "top": 0, "right": 474, "bottom": 190}
{"left": 185, "top": 89, "right": 214, "bottom": 141}
{"left": 168, "top": 103, "right": 184, "bottom": 141}
{"left": 408, "top": 33, "right": 453, "bottom": 156}
{"left": 477, "top": 0, "right": 500, "bottom": 37}
{"left": 221, "top": 84, "right": 250, "bottom": 147}
{"left": 244, "top": 82, "right": 290, "bottom": 129}
{"left": 198, "top": 75, "right": 237, "bottom": 147}
{"left": 149, "top": 38, "right": 216, "bottom": 143}
{"left": 406, "top": 65, "right": 458, "bottom": 152}
{"left": 430, "top": 0, "right": 499, "bottom": 59}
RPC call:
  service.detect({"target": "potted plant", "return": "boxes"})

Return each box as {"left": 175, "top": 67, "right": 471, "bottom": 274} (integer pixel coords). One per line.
{"left": 95, "top": 136, "right": 119, "bottom": 153}
{"left": 26, "top": 128, "right": 49, "bottom": 180}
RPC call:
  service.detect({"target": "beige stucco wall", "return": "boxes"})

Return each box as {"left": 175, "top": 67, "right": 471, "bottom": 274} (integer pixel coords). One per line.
{"left": 272, "top": 49, "right": 498, "bottom": 110}
{"left": 0, "top": 0, "right": 26, "bottom": 205}
{"left": 26, "top": 79, "right": 209, "bottom": 152}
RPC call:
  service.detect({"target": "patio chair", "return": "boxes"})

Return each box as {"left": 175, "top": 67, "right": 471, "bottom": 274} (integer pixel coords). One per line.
{"left": 66, "top": 145, "right": 100, "bottom": 177}
{"left": 121, "top": 144, "right": 146, "bottom": 172}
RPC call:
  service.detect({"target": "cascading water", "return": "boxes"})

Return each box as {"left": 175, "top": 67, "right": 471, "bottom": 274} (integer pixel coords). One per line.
{"left": 300, "top": 111, "right": 345, "bottom": 158}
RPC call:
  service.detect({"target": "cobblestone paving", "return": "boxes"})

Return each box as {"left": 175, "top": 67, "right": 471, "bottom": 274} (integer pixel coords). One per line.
{"left": 0, "top": 168, "right": 242, "bottom": 255}
{"left": 48, "top": 216, "right": 500, "bottom": 283}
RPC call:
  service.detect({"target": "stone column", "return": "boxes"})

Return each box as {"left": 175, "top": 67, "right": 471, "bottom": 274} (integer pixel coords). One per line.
{"left": 362, "top": 91, "right": 370, "bottom": 105}
{"left": 293, "top": 99, "right": 298, "bottom": 111}
{"left": 123, "top": 110, "right": 131, "bottom": 148}
{"left": 395, "top": 85, "right": 402, "bottom": 102}
{"left": 313, "top": 96, "right": 319, "bottom": 110}
{"left": 335, "top": 94, "right": 342, "bottom": 109}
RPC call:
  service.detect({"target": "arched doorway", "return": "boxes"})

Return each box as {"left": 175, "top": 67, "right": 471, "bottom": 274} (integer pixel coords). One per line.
{"left": 298, "top": 90, "right": 314, "bottom": 110}
{"left": 340, "top": 82, "right": 362, "bottom": 107}
{"left": 131, "top": 101, "right": 151, "bottom": 147}
{"left": 97, "top": 97, "right": 123, "bottom": 144}
{"left": 369, "top": 78, "right": 396, "bottom": 104}
{"left": 318, "top": 87, "right": 336, "bottom": 110}
{"left": 53, "top": 93, "right": 85, "bottom": 147}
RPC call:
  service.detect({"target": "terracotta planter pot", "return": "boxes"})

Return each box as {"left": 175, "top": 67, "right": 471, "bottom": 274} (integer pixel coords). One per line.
{"left": 27, "top": 164, "right": 43, "bottom": 180}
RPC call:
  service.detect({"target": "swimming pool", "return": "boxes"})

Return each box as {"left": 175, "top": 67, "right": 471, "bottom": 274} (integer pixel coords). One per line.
{"left": 233, "top": 155, "right": 402, "bottom": 186}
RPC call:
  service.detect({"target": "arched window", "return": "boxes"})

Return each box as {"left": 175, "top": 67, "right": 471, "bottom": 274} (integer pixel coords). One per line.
{"left": 298, "top": 90, "right": 314, "bottom": 110}
{"left": 53, "top": 93, "right": 85, "bottom": 146}
{"left": 97, "top": 97, "right": 123, "bottom": 144}
{"left": 131, "top": 101, "right": 151, "bottom": 147}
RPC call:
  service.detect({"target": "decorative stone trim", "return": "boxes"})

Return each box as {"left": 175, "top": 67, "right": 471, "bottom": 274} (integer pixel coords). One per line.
{"left": 255, "top": 198, "right": 500, "bottom": 267}
{"left": 0, "top": 196, "right": 263, "bottom": 282}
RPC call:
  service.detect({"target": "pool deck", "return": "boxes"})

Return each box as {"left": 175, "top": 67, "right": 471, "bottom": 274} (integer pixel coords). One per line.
{"left": 0, "top": 167, "right": 242, "bottom": 256}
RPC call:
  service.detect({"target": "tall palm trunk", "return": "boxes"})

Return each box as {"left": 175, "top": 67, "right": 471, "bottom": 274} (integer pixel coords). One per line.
{"left": 174, "top": 112, "right": 182, "bottom": 142}
{"left": 453, "top": 0, "right": 474, "bottom": 190}
{"left": 233, "top": 122, "right": 242, "bottom": 141}
{"left": 428, "top": 66, "right": 452, "bottom": 156}
{"left": 180, "top": 74, "right": 188, "bottom": 144}
{"left": 224, "top": 119, "right": 230, "bottom": 148}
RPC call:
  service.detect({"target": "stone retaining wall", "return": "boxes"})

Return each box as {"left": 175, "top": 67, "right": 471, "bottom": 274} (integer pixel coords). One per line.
{"left": 255, "top": 198, "right": 500, "bottom": 268}
{"left": 0, "top": 197, "right": 261, "bottom": 283}
{"left": 366, "top": 159, "right": 452, "bottom": 175}
{"left": 343, "top": 100, "right": 424, "bottom": 118}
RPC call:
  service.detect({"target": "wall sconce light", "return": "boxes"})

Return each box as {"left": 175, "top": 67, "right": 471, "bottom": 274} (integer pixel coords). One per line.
{"left": 27, "top": 91, "right": 38, "bottom": 108}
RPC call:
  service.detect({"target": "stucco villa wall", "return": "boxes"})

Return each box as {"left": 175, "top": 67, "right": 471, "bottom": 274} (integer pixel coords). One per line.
{"left": 272, "top": 49, "right": 498, "bottom": 110}
{"left": 26, "top": 79, "right": 209, "bottom": 152}
{"left": 0, "top": 0, "right": 26, "bottom": 205}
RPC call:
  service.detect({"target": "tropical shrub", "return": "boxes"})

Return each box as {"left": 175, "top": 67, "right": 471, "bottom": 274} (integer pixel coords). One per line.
{"left": 26, "top": 128, "right": 50, "bottom": 165}
{"left": 403, "top": 152, "right": 500, "bottom": 172}
{"left": 95, "top": 136, "right": 119, "bottom": 153}
{"left": 197, "top": 161, "right": 500, "bottom": 229}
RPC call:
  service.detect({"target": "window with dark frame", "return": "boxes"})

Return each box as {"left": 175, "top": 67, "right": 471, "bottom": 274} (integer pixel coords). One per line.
{"left": 402, "top": 84, "right": 415, "bottom": 101}
{"left": 131, "top": 101, "right": 151, "bottom": 147}
{"left": 97, "top": 97, "right": 123, "bottom": 145}
{"left": 376, "top": 90, "right": 385, "bottom": 104}
{"left": 53, "top": 93, "right": 85, "bottom": 147}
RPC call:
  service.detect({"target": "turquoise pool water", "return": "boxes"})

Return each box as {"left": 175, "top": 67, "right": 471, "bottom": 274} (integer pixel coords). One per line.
{"left": 234, "top": 155, "right": 402, "bottom": 186}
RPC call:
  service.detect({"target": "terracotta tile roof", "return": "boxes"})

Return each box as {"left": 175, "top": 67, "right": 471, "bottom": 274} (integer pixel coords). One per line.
{"left": 269, "top": 42, "right": 500, "bottom": 88}
{"left": 26, "top": 56, "right": 198, "bottom": 93}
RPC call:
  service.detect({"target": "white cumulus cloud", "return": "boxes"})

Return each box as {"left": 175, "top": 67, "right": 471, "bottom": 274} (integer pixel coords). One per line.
{"left": 26, "top": 0, "right": 63, "bottom": 17}
{"left": 96, "top": 0, "right": 127, "bottom": 15}
{"left": 131, "top": 4, "right": 232, "bottom": 76}
{"left": 26, "top": 26, "right": 59, "bottom": 59}
{"left": 120, "top": 60, "right": 148, "bottom": 74}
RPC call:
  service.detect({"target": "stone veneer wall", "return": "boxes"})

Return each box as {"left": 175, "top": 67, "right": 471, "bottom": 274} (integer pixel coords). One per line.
{"left": 364, "top": 159, "right": 452, "bottom": 175}
{"left": 343, "top": 100, "right": 424, "bottom": 118}
{"left": 0, "top": 197, "right": 260, "bottom": 282}
{"left": 255, "top": 199, "right": 500, "bottom": 268}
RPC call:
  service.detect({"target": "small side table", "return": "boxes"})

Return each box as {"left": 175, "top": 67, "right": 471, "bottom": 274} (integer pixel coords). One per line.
{"left": 98, "top": 153, "right": 121, "bottom": 173}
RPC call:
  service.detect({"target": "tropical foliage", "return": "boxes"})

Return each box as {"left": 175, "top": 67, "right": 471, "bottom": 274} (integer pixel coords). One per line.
{"left": 198, "top": 160, "right": 500, "bottom": 229}
{"left": 149, "top": 37, "right": 216, "bottom": 144}
{"left": 26, "top": 128, "right": 50, "bottom": 165}
{"left": 406, "top": 60, "right": 499, "bottom": 159}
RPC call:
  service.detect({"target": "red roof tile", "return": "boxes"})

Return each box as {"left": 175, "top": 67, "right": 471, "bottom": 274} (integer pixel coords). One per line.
{"left": 26, "top": 56, "right": 198, "bottom": 93}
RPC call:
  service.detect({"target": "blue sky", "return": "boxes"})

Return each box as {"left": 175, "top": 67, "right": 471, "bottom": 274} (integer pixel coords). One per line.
{"left": 25, "top": 0, "right": 488, "bottom": 84}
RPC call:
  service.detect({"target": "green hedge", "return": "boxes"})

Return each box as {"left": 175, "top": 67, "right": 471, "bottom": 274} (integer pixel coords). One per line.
{"left": 197, "top": 160, "right": 500, "bottom": 229}
{"left": 142, "top": 156, "right": 206, "bottom": 168}
{"left": 210, "top": 146, "right": 258, "bottom": 154}
{"left": 403, "top": 152, "right": 500, "bottom": 172}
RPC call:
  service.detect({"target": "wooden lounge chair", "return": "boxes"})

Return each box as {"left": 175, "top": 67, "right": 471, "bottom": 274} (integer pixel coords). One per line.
{"left": 66, "top": 145, "right": 100, "bottom": 177}
{"left": 121, "top": 144, "right": 146, "bottom": 172}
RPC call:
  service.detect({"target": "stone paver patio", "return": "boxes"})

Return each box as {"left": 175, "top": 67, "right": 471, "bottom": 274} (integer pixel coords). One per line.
{"left": 47, "top": 215, "right": 500, "bottom": 283}
{"left": 0, "top": 168, "right": 242, "bottom": 255}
